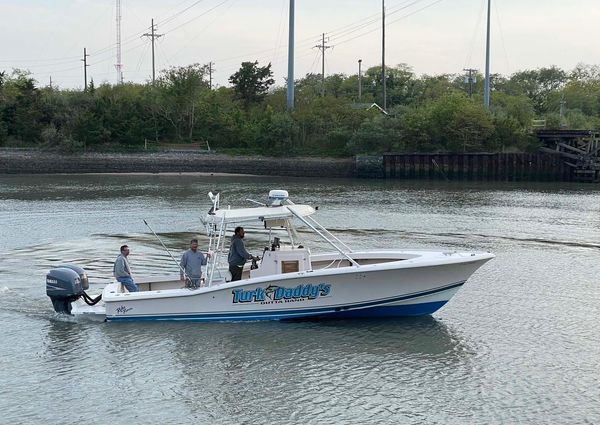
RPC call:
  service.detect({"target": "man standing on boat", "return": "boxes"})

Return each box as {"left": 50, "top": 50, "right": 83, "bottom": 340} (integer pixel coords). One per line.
{"left": 228, "top": 227, "right": 259, "bottom": 282}
{"left": 113, "top": 245, "right": 138, "bottom": 292}
{"left": 180, "top": 238, "right": 210, "bottom": 288}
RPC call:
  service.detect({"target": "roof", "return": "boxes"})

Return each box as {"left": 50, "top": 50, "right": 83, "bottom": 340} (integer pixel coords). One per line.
{"left": 204, "top": 204, "right": 316, "bottom": 224}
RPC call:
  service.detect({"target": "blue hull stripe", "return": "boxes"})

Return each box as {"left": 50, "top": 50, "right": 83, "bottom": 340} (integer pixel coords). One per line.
{"left": 108, "top": 281, "right": 465, "bottom": 322}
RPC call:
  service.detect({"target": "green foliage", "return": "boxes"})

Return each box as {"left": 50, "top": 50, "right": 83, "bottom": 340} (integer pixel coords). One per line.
{"left": 155, "top": 64, "right": 210, "bottom": 141}
{"left": 397, "top": 93, "right": 494, "bottom": 153}
{"left": 1, "top": 62, "right": 600, "bottom": 156}
{"left": 229, "top": 61, "right": 274, "bottom": 106}
{"left": 255, "top": 107, "right": 296, "bottom": 155}
{"left": 504, "top": 66, "right": 567, "bottom": 113}
{"left": 348, "top": 114, "right": 402, "bottom": 154}
{"left": 1, "top": 70, "right": 45, "bottom": 143}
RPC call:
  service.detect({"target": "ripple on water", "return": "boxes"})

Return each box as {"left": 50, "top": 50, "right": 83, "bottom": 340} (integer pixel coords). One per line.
{"left": 1, "top": 176, "right": 600, "bottom": 424}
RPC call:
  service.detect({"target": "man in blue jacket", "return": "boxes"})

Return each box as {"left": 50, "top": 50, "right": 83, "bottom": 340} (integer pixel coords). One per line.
{"left": 228, "top": 227, "right": 259, "bottom": 282}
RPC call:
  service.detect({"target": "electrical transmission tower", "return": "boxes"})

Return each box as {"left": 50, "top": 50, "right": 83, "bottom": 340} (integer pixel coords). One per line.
{"left": 115, "top": 0, "right": 123, "bottom": 84}
{"left": 314, "top": 33, "right": 332, "bottom": 97}
{"left": 142, "top": 19, "right": 163, "bottom": 84}
{"left": 463, "top": 68, "right": 477, "bottom": 98}
{"left": 208, "top": 62, "right": 214, "bottom": 89}
{"left": 82, "top": 47, "right": 90, "bottom": 91}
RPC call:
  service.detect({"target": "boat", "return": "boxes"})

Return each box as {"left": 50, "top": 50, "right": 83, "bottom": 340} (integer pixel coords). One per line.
{"left": 45, "top": 190, "right": 494, "bottom": 322}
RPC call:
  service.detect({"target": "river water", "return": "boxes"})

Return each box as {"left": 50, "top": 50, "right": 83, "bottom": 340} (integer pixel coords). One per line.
{"left": 0, "top": 174, "right": 599, "bottom": 424}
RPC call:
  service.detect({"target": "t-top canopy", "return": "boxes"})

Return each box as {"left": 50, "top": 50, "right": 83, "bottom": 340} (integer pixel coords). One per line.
{"left": 204, "top": 204, "right": 315, "bottom": 225}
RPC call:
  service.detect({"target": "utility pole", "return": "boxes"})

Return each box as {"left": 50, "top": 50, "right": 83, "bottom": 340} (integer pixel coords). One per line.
{"left": 49, "top": 76, "right": 53, "bottom": 89}
{"left": 143, "top": 19, "right": 163, "bottom": 84}
{"left": 82, "top": 47, "right": 90, "bottom": 91}
{"left": 287, "top": 0, "right": 295, "bottom": 111}
{"left": 115, "top": 0, "right": 123, "bottom": 84}
{"left": 382, "top": 0, "right": 387, "bottom": 110}
{"left": 463, "top": 68, "right": 477, "bottom": 98}
{"left": 208, "top": 62, "right": 214, "bottom": 89}
{"left": 314, "top": 33, "right": 332, "bottom": 97}
{"left": 559, "top": 94, "right": 567, "bottom": 127}
{"left": 484, "top": 0, "right": 491, "bottom": 109}
{"left": 358, "top": 59, "right": 363, "bottom": 101}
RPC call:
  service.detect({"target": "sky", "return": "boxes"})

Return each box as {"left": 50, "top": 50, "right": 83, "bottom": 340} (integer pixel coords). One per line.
{"left": 1, "top": 0, "right": 599, "bottom": 90}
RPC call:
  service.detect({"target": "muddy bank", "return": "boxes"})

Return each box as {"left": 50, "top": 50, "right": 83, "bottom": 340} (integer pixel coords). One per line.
{"left": 0, "top": 150, "right": 375, "bottom": 178}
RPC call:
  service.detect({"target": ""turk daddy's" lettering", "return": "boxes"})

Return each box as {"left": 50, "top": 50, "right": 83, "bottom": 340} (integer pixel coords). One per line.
{"left": 232, "top": 283, "right": 331, "bottom": 304}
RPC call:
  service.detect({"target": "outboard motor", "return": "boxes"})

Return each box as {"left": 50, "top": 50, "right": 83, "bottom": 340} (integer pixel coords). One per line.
{"left": 46, "top": 264, "right": 89, "bottom": 314}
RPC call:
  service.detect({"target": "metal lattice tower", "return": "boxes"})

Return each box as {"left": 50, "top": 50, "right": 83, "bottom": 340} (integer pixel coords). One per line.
{"left": 115, "top": 0, "right": 123, "bottom": 84}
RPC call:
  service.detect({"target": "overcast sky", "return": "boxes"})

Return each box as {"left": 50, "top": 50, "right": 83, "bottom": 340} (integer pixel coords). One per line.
{"left": 1, "top": 0, "right": 599, "bottom": 89}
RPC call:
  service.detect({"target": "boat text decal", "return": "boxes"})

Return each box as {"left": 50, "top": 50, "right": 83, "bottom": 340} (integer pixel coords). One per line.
{"left": 115, "top": 305, "right": 133, "bottom": 314}
{"left": 232, "top": 283, "right": 331, "bottom": 304}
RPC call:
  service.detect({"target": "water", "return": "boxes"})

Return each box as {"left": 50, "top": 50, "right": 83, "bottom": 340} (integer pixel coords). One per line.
{"left": 1, "top": 174, "right": 599, "bottom": 424}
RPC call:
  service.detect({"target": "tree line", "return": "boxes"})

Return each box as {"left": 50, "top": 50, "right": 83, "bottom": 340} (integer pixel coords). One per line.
{"left": 1, "top": 62, "right": 599, "bottom": 156}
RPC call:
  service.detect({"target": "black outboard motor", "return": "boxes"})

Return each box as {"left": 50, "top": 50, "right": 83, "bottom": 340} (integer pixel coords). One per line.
{"left": 46, "top": 264, "right": 89, "bottom": 314}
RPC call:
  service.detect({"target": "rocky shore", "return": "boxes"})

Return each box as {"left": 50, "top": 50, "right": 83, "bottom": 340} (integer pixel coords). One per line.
{"left": 0, "top": 149, "right": 378, "bottom": 178}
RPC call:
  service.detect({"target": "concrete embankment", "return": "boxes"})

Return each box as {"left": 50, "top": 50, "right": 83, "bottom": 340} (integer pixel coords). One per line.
{"left": 0, "top": 150, "right": 369, "bottom": 178}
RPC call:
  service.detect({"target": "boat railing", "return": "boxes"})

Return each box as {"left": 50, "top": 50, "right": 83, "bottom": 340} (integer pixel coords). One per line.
{"left": 285, "top": 205, "right": 360, "bottom": 268}
{"left": 286, "top": 200, "right": 353, "bottom": 253}
{"left": 305, "top": 215, "right": 353, "bottom": 253}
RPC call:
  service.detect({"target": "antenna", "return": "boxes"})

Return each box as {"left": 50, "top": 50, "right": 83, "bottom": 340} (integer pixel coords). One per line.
{"left": 115, "top": 0, "right": 123, "bottom": 84}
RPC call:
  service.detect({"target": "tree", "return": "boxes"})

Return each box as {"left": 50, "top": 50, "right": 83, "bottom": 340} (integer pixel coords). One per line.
{"left": 398, "top": 93, "right": 494, "bottom": 153}
{"left": 229, "top": 61, "right": 274, "bottom": 106}
{"left": 155, "top": 63, "right": 210, "bottom": 141}
{"left": 1, "top": 69, "right": 44, "bottom": 144}
{"left": 505, "top": 66, "right": 567, "bottom": 113}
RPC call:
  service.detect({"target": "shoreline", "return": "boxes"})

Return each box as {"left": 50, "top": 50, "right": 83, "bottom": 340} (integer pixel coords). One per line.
{"left": 0, "top": 150, "right": 360, "bottom": 178}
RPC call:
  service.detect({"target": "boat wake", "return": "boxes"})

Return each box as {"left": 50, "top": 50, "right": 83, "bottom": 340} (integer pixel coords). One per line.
{"left": 329, "top": 228, "right": 600, "bottom": 251}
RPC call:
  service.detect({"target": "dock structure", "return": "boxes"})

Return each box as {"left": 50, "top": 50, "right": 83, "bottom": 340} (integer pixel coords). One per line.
{"left": 381, "top": 153, "right": 572, "bottom": 182}
{"left": 538, "top": 130, "right": 600, "bottom": 182}
{"left": 378, "top": 130, "right": 600, "bottom": 182}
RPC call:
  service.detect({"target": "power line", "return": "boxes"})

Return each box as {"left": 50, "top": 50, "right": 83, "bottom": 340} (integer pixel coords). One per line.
{"left": 161, "top": 0, "right": 231, "bottom": 35}
{"left": 158, "top": 0, "right": 208, "bottom": 27}
{"left": 334, "top": 0, "right": 446, "bottom": 47}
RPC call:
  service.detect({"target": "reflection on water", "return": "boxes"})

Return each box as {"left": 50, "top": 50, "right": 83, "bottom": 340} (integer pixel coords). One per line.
{"left": 0, "top": 175, "right": 599, "bottom": 424}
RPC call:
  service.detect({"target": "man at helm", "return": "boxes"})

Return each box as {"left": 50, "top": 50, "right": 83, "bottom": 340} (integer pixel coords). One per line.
{"left": 228, "top": 227, "right": 259, "bottom": 281}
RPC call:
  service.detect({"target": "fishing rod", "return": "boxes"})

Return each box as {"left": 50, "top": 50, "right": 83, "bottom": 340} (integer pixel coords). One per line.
{"left": 143, "top": 219, "right": 190, "bottom": 283}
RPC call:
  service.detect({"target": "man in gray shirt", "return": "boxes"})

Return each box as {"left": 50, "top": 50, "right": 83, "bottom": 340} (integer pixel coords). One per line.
{"left": 113, "top": 245, "right": 138, "bottom": 292}
{"left": 180, "top": 239, "right": 210, "bottom": 288}
{"left": 228, "top": 227, "right": 259, "bottom": 282}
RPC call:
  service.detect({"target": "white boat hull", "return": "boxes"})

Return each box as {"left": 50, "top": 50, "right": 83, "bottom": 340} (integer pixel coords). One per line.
{"left": 73, "top": 251, "right": 493, "bottom": 322}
